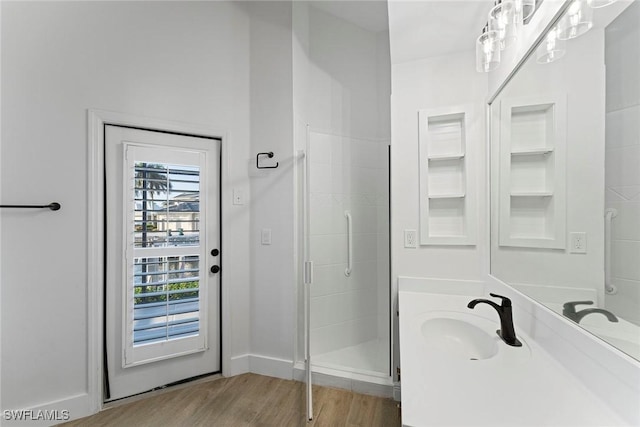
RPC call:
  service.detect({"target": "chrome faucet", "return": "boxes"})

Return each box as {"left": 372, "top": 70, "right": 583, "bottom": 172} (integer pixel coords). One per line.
{"left": 467, "top": 293, "right": 522, "bottom": 347}
{"left": 562, "top": 301, "right": 619, "bottom": 324}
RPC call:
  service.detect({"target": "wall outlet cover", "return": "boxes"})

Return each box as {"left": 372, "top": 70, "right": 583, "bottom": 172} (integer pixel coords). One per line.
{"left": 569, "top": 232, "right": 587, "bottom": 254}
{"left": 404, "top": 229, "right": 418, "bottom": 248}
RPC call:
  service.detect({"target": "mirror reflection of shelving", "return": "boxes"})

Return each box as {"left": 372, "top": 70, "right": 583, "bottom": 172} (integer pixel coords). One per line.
{"left": 499, "top": 96, "right": 566, "bottom": 248}
{"left": 419, "top": 106, "right": 476, "bottom": 245}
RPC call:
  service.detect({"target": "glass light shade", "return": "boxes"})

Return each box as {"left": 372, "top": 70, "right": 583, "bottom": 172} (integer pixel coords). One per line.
{"left": 476, "top": 30, "right": 501, "bottom": 72}
{"left": 557, "top": 0, "right": 593, "bottom": 40}
{"left": 587, "top": 0, "right": 618, "bottom": 8}
{"left": 515, "top": 0, "right": 536, "bottom": 22}
{"left": 536, "top": 28, "right": 566, "bottom": 63}
{"left": 489, "top": 1, "right": 519, "bottom": 50}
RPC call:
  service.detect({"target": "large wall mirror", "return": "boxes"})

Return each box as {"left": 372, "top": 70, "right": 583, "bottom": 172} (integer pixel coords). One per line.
{"left": 490, "top": 0, "right": 639, "bottom": 360}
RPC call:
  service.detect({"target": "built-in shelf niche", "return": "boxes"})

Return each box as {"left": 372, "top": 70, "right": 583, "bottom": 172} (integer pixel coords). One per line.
{"left": 499, "top": 95, "right": 566, "bottom": 249}
{"left": 419, "top": 105, "right": 477, "bottom": 245}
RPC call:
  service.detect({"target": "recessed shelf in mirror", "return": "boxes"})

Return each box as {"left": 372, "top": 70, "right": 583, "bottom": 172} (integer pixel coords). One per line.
{"left": 510, "top": 153, "right": 555, "bottom": 195}
{"left": 510, "top": 192, "right": 553, "bottom": 197}
{"left": 509, "top": 196, "right": 556, "bottom": 242}
{"left": 498, "top": 94, "right": 566, "bottom": 249}
{"left": 428, "top": 193, "right": 466, "bottom": 199}
{"left": 511, "top": 147, "right": 554, "bottom": 156}
{"left": 510, "top": 103, "right": 555, "bottom": 152}
{"left": 428, "top": 153, "right": 465, "bottom": 161}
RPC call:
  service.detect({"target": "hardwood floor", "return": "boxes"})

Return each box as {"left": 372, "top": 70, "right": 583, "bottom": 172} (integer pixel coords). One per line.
{"left": 60, "top": 374, "right": 401, "bottom": 426}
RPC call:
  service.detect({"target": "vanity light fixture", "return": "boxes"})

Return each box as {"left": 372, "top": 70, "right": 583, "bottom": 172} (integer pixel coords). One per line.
{"left": 557, "top": 0, "right": 594, "bottom": 40}
{"left": 476, "top": 25, "right": 502, "bottom": 72}
{"left": 515, "top": 0, "right": 536, "bottom": 23}
{"left": 536, "top": 27, "right": 566, "bottom": 63}
{"left": 477, "top": 0, "right": 540, "bottom": 73}
{"left": 489, "top": 0, "right": 519, "bottom": 50}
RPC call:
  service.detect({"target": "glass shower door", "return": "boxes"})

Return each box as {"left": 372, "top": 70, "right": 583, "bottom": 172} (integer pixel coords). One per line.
{"left": 306, "top": 128, "right": 390, "bottom": 378}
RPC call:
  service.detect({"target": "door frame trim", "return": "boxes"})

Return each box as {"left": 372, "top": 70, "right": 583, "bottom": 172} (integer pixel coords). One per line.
{"left": 87, "top": 109, "right": 230, "bottom": 412}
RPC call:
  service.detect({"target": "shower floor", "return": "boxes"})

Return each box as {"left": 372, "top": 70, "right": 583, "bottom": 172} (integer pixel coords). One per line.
{"left": 312, "top": 338, "right": 389, "bottom": 377}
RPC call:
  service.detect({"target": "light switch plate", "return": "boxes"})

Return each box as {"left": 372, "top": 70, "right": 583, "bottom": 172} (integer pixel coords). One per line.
{"left": 261, "top": 228, "right": 272, "bottom": 245}
{"left": 233, "top": 188, "right": 245, "bottom": 205}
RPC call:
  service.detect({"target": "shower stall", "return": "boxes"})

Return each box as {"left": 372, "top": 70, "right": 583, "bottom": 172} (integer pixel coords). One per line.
{"left": 293, "top": 1, "right": 393, "bottom": 415}
{"left": 304, "top": 129, "right": 390, "bottom": 377}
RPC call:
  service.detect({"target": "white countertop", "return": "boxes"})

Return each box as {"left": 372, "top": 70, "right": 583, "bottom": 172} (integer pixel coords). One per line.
{"left": 545, "top": 302, "right": 640, "bottom": 360}
{"left": 399, "top": 283, "right": 627, "bottom": 426}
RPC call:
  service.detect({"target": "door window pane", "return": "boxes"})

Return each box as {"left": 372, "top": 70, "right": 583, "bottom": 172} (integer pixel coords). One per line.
{"left": 133, "top": 256, "right": 200, "bottom": 345}
{"left": 134, "top": 163, "right": 200, "bottom": 248}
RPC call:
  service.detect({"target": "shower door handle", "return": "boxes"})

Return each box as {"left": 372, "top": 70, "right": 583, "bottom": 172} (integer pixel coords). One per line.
{"left": 345, "top": 211, "right": 352, "bottom": 277}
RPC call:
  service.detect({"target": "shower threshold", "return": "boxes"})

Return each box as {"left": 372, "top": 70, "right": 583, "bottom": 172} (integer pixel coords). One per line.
{"left": 313, "top": 339, "right": 389, "bottom": 378}
{"left": 294, "top": 339, "right": 394, "bottom": 398}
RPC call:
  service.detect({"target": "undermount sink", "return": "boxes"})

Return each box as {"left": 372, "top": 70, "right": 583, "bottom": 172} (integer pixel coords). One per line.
{"left": 421, "top": 317, "right": 499, "bottom": 361}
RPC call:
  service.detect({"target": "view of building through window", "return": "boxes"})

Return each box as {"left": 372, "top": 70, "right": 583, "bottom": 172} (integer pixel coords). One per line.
{"left": 132, "top": 162, "right": 201, "bottom": 345}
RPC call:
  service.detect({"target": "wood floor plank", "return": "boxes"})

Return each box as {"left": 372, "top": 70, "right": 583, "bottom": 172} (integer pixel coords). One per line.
{"left": 372, "top": 396, "right": 402, "bottom": 426}
{"left": 345, "top": 392, "right": 376, "bottom": 426}
{"left": 255, "top": 378, "right": 306, "bottom": 425}
{"left": 58, "top": 373, "right": 400, "bottom": 427}
{"left": 213, "top": 375, "right": 282, "bottom": 425}
{"left": 310, "top": 387, "right": 354, "bottom": 427}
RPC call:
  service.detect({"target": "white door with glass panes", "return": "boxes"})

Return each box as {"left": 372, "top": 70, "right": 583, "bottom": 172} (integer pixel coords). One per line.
{"left": 105, "top": 126, "right": 220, "bottom": 401}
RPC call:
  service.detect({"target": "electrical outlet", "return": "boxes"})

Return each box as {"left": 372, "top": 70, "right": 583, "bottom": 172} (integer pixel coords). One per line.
{"left": 570, "top": 232, "right": 587, "bottom": 254}
{"left": 404, "top": 229, "right": 417, "bottom": 248}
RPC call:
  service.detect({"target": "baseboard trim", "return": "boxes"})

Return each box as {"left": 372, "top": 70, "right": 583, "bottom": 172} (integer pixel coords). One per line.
{"left": 248, "top": 354, "right": 294, "bottom": 380}
{"left": 228, "top": 354, "right": 250, "bottom": 377}
{"left": 3, "top": 393, "right": 93, "bottom": 426}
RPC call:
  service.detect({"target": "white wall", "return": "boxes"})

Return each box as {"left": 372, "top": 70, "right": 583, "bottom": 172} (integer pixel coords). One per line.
{"left": 1, "top": 1, "right": 252, "bottom": 419}
{"left": 305, "top": 5, "right": 385, "bottom": 140}
{"left": 605, "top": 1, "right": 640, "bottom": 325}
{"left": 390, "top": 52, "right": 488, "bottom": 281}
{"left": 245, "top": 1, "right": 296, "bottom": 377}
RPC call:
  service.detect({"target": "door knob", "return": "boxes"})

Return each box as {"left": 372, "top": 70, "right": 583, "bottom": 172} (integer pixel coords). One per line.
{"left": 210, "top": 265, "right": 220, "bottom": 274}
{"left": 210, "top": 249, "right": 219, "bottom": 256}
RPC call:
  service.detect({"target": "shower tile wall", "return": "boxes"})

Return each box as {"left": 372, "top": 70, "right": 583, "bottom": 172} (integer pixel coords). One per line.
{"left": 309, "top": 130, "right": 389, "bottom": 356}
{"left": 605, "top": 1, "right": 640, "bottom": 325}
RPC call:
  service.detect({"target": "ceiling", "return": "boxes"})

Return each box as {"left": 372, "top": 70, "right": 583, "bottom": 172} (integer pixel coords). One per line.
{"left": 388, "top": 1, "right": 495, "bottom": 64}
{"left": 307, "top": 0, "right": 494, "bottom": 64}
{"left": 310, "top": 0, "right": 391, "bottom": 33}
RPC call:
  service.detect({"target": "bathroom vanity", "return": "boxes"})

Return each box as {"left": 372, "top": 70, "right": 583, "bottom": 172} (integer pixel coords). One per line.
{"left": 396, "top": 0, "right": 640, "bottom": 425}
{"left": 398, "top": 277, "right": 633, "bottom": 426}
